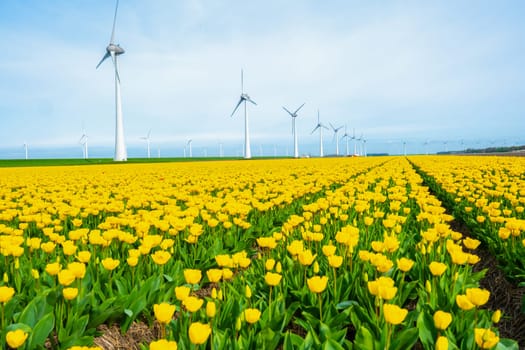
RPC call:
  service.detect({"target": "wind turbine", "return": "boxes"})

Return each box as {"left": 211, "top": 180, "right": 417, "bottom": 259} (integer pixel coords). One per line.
{"left": 311, "top": 110, "right": 329, "bottom": 157}
{"left": 79, "top": 129, "right": 89, "bottom": 159}
{"left": 140, "top": 129, "right": 151, "bottom": 158}
{"left": 341, "top": 125, "right": 350, "bottom": 156}
{"left": 282, "top": 103, "right": 305, "bottom": 158}
{"left": 329, "top": 123, "right": 344, "bottom": 156}
{"left": 230, "top": 69, "right": 256, "bottom": 159}
{"left": 96, "top": 0, "right": 127, "bottom": 162}
{"left": 187, "top": 139, "right": 193, "bottom": 158}
{"left": 23, "top": 142, "right": 28, "bottom": 160}
{"left": 351, "top": 128, "right": 357, "bottom": 156}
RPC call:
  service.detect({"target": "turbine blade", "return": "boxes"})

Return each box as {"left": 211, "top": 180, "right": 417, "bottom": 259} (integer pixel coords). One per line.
{"left": 294, "top": 103, "right": 305, "bottom": 114}
{"left": 282, "top": 106, "right": 293, "bottom": 116}
{"left": 110, "top": 0, "right": 120, "bottom": 44}
{"left": 230, "top": 98, "right": 243, "bottom": 117}
{"left": 246, "top": 97, "right": 257, "bottom": 105}
{"left": 329, "top": 122, "right": 335, "bottom": 131}
{"left": 96, "top": 51, "right": 111, "bottom": 69}
{"left": 311, "top": 125, "right": 320, "bottom": 134}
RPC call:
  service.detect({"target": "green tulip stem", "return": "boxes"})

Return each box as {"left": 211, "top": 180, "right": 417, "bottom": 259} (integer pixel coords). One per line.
{"left": 318, "top": 294, "right": 323, "bottom": 323}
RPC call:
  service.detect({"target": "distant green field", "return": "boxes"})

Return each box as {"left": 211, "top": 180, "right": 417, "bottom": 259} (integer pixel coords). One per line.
{"left": 0, "top": 156, "right": 292, "bottom": 168}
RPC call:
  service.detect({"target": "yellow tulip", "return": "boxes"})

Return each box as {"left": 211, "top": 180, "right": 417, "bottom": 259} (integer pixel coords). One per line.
{"left": 0, "top": 286, "right": 15, "bottom": 303}
{"left": 429, "top": 261, "right": 447, "bottom": 276}
{"left": 435, "top": 336, "right": 448, "bottom": 350}
{"left": 245, "top": 285, "right": 252, "bottom": 298}
{"left": 206, "top": 269, "right": 222, "bottom": 283}
{"left": 150, "top": 339, "right": 178, "bottom": 350}
{"left": 244, "top": 308, "right": 261, "bottom": 324}
{"left": 58, "top": 269, "right": 76, "bottom": 286}
{"left": 175, "top": 286, "right": 191, "bottom": 301}
{"left": 466, "top": 288, "right": 490, "bottom": 306}
{"left": 6, "top": 329, "right": 28, "bottom": 349}
{"left": 151, "top": 250, "right": 171, "bottom": 265}
{"left": 265, "top": 272, "right": 282, "bottom": 286}
{"left": 396, "top": 258, "right": 414, "bottom": 272}
{"left": 433, "top": 310, "right": 452, "bottom": 330}
{"left": 67, "top": 262, "right": 86, "bottom": 279}
{"left": 183, "top": 269, "right": 202, "bottom": 284}
{"left": 206, "top": 301, "right": 216, "bottom": 318}
{"left": 63, "top": 287, "right": 79, "bottom": 301}
{"left": 307, "top": 276, "right": 328, "bottom": 294}
{"left": 474, "top": 328, "right": 499, "bottom": 349}
{"left": 188, "top": 322, "right": 211, "bottom": 345}
{"left": 328, "top": 255, "right": 343, "bottom": 268}
{"left": 492, "top": 310, "right": 501, "bottom": 324}
{"left": 183, "top": 296, "right": 204, "bottom": 313}
{"left": 265, "top": 259, "right": 276, "bottom": 271}
{"left": 45, "top": 262, "right": 62, "bottom": 276}
{"left": 76, "top": 250, "right": 91, "bottom": 263}
{"left": 101, "top": 258, "right": 120, "bottom": 271}
{"left": 322, "top": 244, "right": 337, "bottom": 257}
{"left": 456, "top": 294, "right": 475, "bottom": 310}
{"left": 383, "top": 304, "right": 408, "bottom": 325}
{"left": 154, "top": 302, "right": 175, "bottom": 324}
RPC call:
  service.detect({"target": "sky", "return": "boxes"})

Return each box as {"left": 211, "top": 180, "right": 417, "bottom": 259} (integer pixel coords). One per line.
{"left": 0, "top": 0, "right": 524, "bottom": 159}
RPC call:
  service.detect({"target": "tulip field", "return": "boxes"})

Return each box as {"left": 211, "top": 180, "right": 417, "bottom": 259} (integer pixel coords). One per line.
{"left": 0, "top": 156, "right": 524, "bottom": 349}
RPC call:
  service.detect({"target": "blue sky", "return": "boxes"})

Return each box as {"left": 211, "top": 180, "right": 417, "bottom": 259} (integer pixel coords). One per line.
{"left": 1, "top": 0, "right": 524, "bottom": 158}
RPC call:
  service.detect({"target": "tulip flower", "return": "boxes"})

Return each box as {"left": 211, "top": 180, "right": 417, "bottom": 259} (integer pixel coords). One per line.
{"left": 6, "top": 329, "right": 28, "bottom": 349}
{"left": 244, "top": 308, "right": 261, "bottom": 324}
{"left": 153, "top": 302, "right": 175, "bottom": 324}
{"left": 183, "top": 296, "right": 204, "bottom": 313}
{"left": 433, "top": 310, "right": 452, "bottom": 330}
{"left": 474, "top": 328, "right": 499, "bottom": 349}
{"left": 188, "top": 322, "right": 211, "bottom": 345}
{"left": 150, "top": 339, "right": 177, "bottom": 350}
{"left": 435, "top": 336, "right": 448, "bottom": 350}
{"left": 466, "top": 287, "right": 490, "bottom": 306}
{"left": 0, "top": 286, "right": 15, "bottom": 303}
{"left": 429, "top": 261, "right": 447, "bottom": 276}
{"left": 383, "top": 304, "right": 408, "bottom": 325}
{"left": 63, "top": 287, "right": 79, "bottom": 301}
{"left": 183, "top": 269, "right": 202, "bottom": 284}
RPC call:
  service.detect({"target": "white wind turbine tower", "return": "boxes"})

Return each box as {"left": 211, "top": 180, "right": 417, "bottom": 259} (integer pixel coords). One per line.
{"left": 341, "top": 125, "right": 350, "bottom": 156}
{"left": 23, "top": 142, "right": 28, "bottom": 160}
{"left": 329, "top": 123, "right": 344, "bottom": 156}
{"left": 282, "top": 103, "right": 305, "bottom": 158}
{"left": 231, "top": 69, "right": 256, "bottom": 159}
{"left": 79, "top": 128, "right": 89, "bottom": 159}
{"left": 96, "top": 0, "right": 127, "bottom": 162}
{"left": 311, "top": 110, "right": 329, "bottom": 157}
{"left": 357, "top": 133, "right": 364, "bottom": 156}
{"left": 187, "top": 139, "right": 193, "bottom": 158}
{"left": 351, "top": 128, "right": 358, "bottom": 156}
{"left": 140, "top": 129, "right": 151, "bottom": 158}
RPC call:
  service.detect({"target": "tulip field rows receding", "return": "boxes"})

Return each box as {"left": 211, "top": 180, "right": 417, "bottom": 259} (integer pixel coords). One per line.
{"left": 0, "top": 157, "right": 522, "bottom": 349}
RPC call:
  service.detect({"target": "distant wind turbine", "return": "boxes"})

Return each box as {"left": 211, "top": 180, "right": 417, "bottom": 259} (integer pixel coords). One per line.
{"left": 311, "top": 110, "right": 329, "bottom": 157}
{"left": 231, "top": 69, "right": 256, "bottom": 159}
{"left": 282, "top": 103, "right": 305, "bottom": 158}
{"left": 96, "top": 0, "right": 127, "bottom": 161}
{"left": 140, "top": 129, "right": 151, "bottom": 158}
{"left": 341, "top": 125, "right": 350, "bottom": 156}
{"left": 187, "top": 139, "right": 193, "bottom": 158}
{"left": 23, "top": 142, "right": 28, "bottom": 160}
{"left": 329, "top": 123, "right": 344, "bottom": 156}
{"left": 351, "top": 129, "right": 357, "bottom": 156}
{"left": 79, "top": 128, "right": 89, "bottom": 159}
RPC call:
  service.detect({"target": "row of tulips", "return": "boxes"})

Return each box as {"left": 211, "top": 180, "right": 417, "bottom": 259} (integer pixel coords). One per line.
{"left": 0, "top": 157, "right": 520, "bottom": 348}
{"left": 409, "top": 156, "right": 525, "bottom": 284}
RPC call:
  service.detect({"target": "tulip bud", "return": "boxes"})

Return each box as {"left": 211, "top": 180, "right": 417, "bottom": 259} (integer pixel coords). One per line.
{"left": 313, "top": 261, "right": 320, "bottom": 274}
{"left": 206, "top": 301, "right": 216, "bottom": 318}
{"left": 211, "top": 287, "right": 217, "bottom": 299}
{"left": 3, "top": 272, "right": 8, "bottom": 283}
{"left": 425, "top": 280, "right": 432, "bottom": 293}
{"left": 218, "top": 289, "right": 223, "bottom": 300}
{"left": 235, "top": 316, "right": 242, "bottom": 331}
{"left": 245, "top": 285, "right": 252, "bottom": 298}
{"left": 492, "top": 309, "right": 501, "bottom": 324}
{"left": 276, "top": 262, "right": 282, "bottom": 273}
